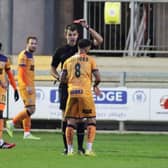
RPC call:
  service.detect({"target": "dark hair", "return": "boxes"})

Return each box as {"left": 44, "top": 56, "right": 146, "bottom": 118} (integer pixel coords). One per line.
{"left": 26, "top": 36, "right": 38, "bottom": 43}
{"left": 64, "top": 23, "right": 79, "bottom": 34}
{"left": 0, "top": 42, "right": 2, "bottom": 50}
{"left": 78, "top": 39, "right": 92, "bottom": 49}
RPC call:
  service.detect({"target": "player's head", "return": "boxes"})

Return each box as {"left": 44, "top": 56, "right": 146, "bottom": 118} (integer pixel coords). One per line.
{"left": 26, "top": 36, "right": 38, "bottom": 53}
{"left": 64, "top": 24, "right": 79, "bottom": 46}
{"left": 78, "top": 39, "right": 92, "bottom": 53}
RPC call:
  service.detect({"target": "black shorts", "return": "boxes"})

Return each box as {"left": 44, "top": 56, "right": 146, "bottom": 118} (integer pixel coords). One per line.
{"left": 58, "top": 83, "right": 68, "bottom": 110}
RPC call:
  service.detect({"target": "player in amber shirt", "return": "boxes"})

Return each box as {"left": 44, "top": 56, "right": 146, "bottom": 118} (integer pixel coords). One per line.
{"left": 6, "top": 36, "right": 40, "bottom": 140}
{"left": 60, "top": 39, "right": 101, "bottom": 156}
{"left": 0, "top": 42, "right": 19, "bottom": 149}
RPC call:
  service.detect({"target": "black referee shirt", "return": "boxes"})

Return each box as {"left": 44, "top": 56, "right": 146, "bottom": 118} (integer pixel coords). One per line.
{"left": 51, "top": 44, "right": 78, "bottom": 69}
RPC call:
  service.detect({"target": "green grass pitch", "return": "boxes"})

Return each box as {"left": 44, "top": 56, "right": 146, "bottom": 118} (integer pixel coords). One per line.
{"left": 1, "top": 131, "right": 168, "bottom": 168}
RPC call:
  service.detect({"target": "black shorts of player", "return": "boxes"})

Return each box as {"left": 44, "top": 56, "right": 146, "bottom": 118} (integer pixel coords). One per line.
{"left": 58, "top": 83, "right": 68, "bottom": 110}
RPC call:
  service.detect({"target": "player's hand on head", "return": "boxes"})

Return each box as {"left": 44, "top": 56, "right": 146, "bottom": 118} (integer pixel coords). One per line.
{"left": 73, "top": 19, "right": 89, "bottom": 29}
{"left": 74, "top": 18, "right": 85, "bottom": 24}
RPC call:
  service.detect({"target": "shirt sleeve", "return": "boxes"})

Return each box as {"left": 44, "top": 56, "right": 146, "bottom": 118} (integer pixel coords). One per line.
{"left": 5, "top": 58, "right": 17, "bottom": 90}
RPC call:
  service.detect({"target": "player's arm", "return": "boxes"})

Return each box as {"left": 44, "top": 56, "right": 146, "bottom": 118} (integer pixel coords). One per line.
{"left": 50, "top": 66, "right": 60, "bottom": 81}
{"left": 92, "top": 69, "right": 101, "bottom": 96}
{"left": 91, "top": 55, "right": 101, "bottom": 95}
{"left": 50, "top": 49, "right": 61, "bottom": 83}
{"left": 5, "top": 58, "right": 17, "bottom": 90}
{"left": 88, "top": 27, "right": 103, "bottom": 46}
{"left": 6, "top": 69, "right": 17, "bottom": 90}
{"left": 6, "top": 68, "right": 19, "bottom": 101}
{"left": 74, "top": 19, "right": 103, "bottom": 46}
{"left": 92, "top": 69, "right": 101, "bottom": 87}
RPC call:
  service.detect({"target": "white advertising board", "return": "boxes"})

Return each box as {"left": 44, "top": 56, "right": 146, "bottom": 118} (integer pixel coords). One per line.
{"left": 7, "top": 86, "right": 168, "bottom": 121}
{"left": 94, "top": 87, "right": 128, "bottom": 120}
{"left": 150, "top": 89, "right": 168, "bottom": 121}
{"left": 94, "top": 88, "right": 150, "bottom": 120}
{"left": 8, "top": 86, "right": 61, "bottom": 119}
{"left": 125, "top": 88, "right": 150, "bottom": 121}
{"left": 7, "top": 86, "right": 150, "bottom": 121}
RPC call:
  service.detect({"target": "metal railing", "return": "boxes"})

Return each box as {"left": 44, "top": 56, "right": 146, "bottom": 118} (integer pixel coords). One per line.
{"left": 84, "top": 0, "right": 168, "bottom": 56}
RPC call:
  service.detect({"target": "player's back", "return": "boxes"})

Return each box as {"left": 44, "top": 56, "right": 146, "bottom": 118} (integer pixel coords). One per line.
{"left": 65, "top": 53, "right": 97, "bottom": 97}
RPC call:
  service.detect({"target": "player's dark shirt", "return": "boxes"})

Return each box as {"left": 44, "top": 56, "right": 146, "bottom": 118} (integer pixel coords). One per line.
{"left": 51, "top": 45, "right": 78, "bottom": 69}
